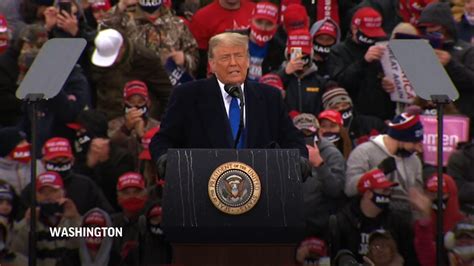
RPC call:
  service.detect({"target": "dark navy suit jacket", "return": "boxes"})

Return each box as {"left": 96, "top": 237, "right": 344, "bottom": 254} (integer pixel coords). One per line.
{"left": 150, "top": 76, "right": 307, "bottom": 161}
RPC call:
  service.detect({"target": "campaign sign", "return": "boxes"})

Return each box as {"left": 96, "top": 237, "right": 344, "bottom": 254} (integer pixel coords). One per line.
{"left": 164, "top": 58, "right": 194, "bottom": 87}
{"left": 420, "top": 115, "right": 469, "bottom": 166}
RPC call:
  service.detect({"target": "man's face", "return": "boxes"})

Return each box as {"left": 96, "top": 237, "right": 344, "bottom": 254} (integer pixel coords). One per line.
{"left": 425, "top": 24, "right": 448, "bottom": 39}
{"left": 36, "top": 186, "right": 64, "bottom": 203}
{"left": 318, "top": 119, "right": 341, "bottom": 136}
{"left": 329, "top": 101, "right": 351, "bottom": 112}
{"left": 221, "top": 0, "right": 240, "bottom": 6}
{"left": 209, "top": 43, "right": 249, "bottom": 85}
{"left": 399, "top": 141, "right": 423, "bottom": 154}
{"left": 93, "top": 9, "right": 107, "bottom": 23}
{"left": 466, "top": 0, "right": 474, "bottom": 15}
{"left": 117, "top": 187, "right": 146, "bottom": 200}
{"left": 252, "top": 18, "right": 277, "bottom": 31}
{"left": 314, "top": 34, "right": 336, "bottom": 46}
{"left": 0, "top": 200, "right": 12, "bottom": 217}
{"left": 368, "top": 237, "right": 395, "bottom": 265}
{"left": 125, "top": 94, "right": 147, "bottom": 107}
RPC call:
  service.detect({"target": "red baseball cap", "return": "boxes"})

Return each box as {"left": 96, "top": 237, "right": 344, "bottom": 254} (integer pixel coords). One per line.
{"left": 318, "top": 110, "right": 343, "bottom": 127}
{"left": 426, "top": 174, "right": 449, "bottom": 194}
{"left": 283, "top": 4, "right": 309, "bottom": 32}
{"left": 83, "top": 211, "right": 107, "bottom": 226}
{"left": 357, "top": 169, "right": 398, "bottom": 193}
{"left": 117, "top": 172, "right": 145, "bottom": 191}
{"left": 351, "top": 7, "right": 386, "bottom": 38}
{"left": 287, "top": 29, "right": 312, "bottom": 55}
{"left": 253, "top": 2, "right": 279, "bottom": 25}
{"left": 0, "top": 15, "right": 8, "bottom": 33}
{"left": 299, "top": 237, "right": 327, "bottom": 257}
{"left": 139, "top": 126, "right": 160, "bottom": 160}
{"left": 91, "top": 0, "right": 111, "bottom": 12}
{"left": 259, "top": 73, "right": 284, "bottom": 91}
{"left": 42, "top": 137, "right": 74, "bottom": 161}
{"left": 315, "top": 21, "right": 337, "bottom": 38}
{"left": 123, "top": 80, "right": 149, "bottom": 102}
{"left": 36, "top": 171, "right": 64, "bottom": 191}
{"left": 148, "top": 205, "right": 163, "bottom": 218}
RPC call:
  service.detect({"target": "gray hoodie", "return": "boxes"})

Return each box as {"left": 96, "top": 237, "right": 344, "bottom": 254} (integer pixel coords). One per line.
{"left": 310, "top": 17, "right": 342, "bottom": 44}
{"left": 79, "top": 208, "right": 113, "bottom": 266}
{"left": 345, "top": 135, "right": 423, "bottom": 204}
{"left": 0, "top": 158, "right": 44, "bottom": 195}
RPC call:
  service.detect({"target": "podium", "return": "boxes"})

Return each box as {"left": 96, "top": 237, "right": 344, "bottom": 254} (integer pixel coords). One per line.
{"left": 162, "top": 149, "right": 305, "bottom": 265}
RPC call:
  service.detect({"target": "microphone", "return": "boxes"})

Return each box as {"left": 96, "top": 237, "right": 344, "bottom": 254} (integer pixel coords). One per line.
{"left": 224, "top": 84, "right": 243, "bottom": 100}
{"left": 224, "top": 84, "right": 245, "bottom": 148}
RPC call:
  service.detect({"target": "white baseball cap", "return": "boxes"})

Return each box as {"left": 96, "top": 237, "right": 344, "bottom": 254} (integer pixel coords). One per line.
{"left": 92, "top": 29, "right": 123, "bottom": 67}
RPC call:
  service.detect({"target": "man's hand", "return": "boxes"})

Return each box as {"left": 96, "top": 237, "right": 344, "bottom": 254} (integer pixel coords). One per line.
{"left": 87, "top": 138, "right": 110, "bottom": 167}
{"left": 409, "top": 188, "right": 432, "bottom": 219}
{"left": 125, "top": 107, "right": 144, "bottom": 131}
{"left": 434, "top": 49, "right": 451, "bottom": 66}
{"left": 169, "top": 49, "right": 185, "bottom": 66}
{"left": 364, "top": 45, "right": 385, "bottom": 63}
{"left": 381, "top": 76, "right": 396, "bottom": 93}
{"left": 285, "top": 56, "right": 305, "bottom": 75}
{"left": 60, "top": 198, "right": 80, "bottom": 219}
{"left": 44, "top": 7, "right": 58, "bottom": 31}
{"left": 57, "top": 10, "right": 79, "bottom": 36}
{"left": 307, "top": 144, "right": 324, "bottom": 167}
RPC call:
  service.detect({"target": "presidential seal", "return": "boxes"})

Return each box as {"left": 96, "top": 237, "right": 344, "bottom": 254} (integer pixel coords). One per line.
{"left": 208, "top": 162, "right": 261, "bottom": 215}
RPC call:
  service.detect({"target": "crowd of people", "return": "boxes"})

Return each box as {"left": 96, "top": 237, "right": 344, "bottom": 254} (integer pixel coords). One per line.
{"left": 1, "top": 0, "right": 474, "bottom": 265}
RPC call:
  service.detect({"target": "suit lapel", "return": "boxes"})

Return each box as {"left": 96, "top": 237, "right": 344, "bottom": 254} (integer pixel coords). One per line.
{"left": 244, "top": 81, "right": 263, "bottom": 148}
{"left": 196, "top": 76, "right": 234, "bottom": 148}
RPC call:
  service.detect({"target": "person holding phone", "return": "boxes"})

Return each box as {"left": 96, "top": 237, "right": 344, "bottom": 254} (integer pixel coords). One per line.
{"left": 291, "top": 113, "right": 347, "bottom": 235}
{"left": 277, "top": 29, "right": 326, "bottom": 116}
{"left": 11, "top": 171, "right": 81, "bottom": 266}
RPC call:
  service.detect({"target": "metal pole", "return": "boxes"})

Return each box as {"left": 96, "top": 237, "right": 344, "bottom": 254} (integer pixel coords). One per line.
{"left": 28, "top": 100, "right": 38, "bottom": 266}
{"left": 436, "top": 102, "right": 444, "bottom": 266}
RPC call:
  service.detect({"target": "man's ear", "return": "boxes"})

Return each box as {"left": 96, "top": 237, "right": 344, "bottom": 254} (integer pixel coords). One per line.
{"left": 208, "top": 58, "right": 216, "bottom": 74}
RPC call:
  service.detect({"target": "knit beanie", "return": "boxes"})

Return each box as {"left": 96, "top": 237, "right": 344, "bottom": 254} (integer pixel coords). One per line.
{"left": 387, "top": 113, "right": 424, "bottom": 142}
{"left": 322, "top": 85, "right": 352, "bottom": 110}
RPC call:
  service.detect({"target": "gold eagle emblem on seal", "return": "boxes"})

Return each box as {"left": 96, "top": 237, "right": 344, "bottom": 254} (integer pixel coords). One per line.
{"left": 208, "top": 162, "right": 261, "bottom": 215}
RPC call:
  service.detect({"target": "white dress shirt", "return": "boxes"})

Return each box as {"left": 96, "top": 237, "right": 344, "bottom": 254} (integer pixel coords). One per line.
{"left": 217, "top": 79, "right": 246, "bottom": 126}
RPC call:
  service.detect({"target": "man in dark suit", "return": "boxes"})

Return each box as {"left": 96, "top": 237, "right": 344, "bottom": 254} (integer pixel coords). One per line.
{"left": 150, "top": 32, "right": 308, "bottom": 164}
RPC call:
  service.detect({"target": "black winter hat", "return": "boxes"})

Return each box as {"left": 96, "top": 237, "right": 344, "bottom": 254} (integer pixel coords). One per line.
{"left": 0, "top": 127, "right": 26, "bottom": 157}
{"left": 76, "top": 110, "right": 109, "bottom": 138}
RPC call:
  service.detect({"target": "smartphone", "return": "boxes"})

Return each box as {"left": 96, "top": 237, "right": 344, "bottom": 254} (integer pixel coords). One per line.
{"left": 58, "top": 1, "right": 72, "bottom": 14}
{"left": 290, "top": 47, "right": 302, "bottom": 61}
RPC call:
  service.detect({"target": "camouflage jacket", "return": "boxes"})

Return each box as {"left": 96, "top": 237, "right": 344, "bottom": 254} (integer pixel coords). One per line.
{"left": 102, "top": 6, "right": 199, "bottom": 76}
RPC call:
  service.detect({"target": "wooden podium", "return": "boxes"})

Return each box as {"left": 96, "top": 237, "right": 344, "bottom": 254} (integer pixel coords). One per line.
{"left": 162, "top": 149, "right": 305, "bottom": 266}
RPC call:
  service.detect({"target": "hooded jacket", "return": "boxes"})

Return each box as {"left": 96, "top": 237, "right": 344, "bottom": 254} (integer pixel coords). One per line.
{"left": 79, "top": 208, "right": 114, "bottom": 266}
{"left": 277, "top": 62, "right": 326, "bottom": 115}
{"left": 447, "top": 143, "right": 474, "bottom": 215}
{"left": 303, "top": 138, "right": 347, "bottom": 236}
{"left": 345, "top": 135, "right": 424, "bottom": 210}
{"left": 413, "top": 175, "right": 464, "bottom": 266}
{"left": 418, "top": 3, "right": 474, "bottom": 137}
{"left": 309, "top": 17, "right": 341, "bottom": 79}
{"left": 327, "top": 36, "right": 395, "bottom": 121}
{"left": 0, "top": 158, "right": 45, "bottom": 195}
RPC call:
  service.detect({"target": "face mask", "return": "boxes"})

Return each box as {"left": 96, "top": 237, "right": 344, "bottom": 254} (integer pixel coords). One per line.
{"left": 45, "top": 162, "right": 72, "bottom": 177}
{"left": 313, "top": 43, "right": 332, "bottom": 60}
{"left": 149, "top": 223, "right": 164, "bottom": 235}
{"left": 396, "top": 148, "right": 415, "bottom": 158}
{"left": 39, "top": 202, "right": 63, "bottom": 226}
{"left": 432, "top": 198, "right": 449, "bottom": 211}
{"left": 9, "top": 144, "right": 31, "bottom": 163}
{"left": 371, "top": 191, "right": 391, "bottom": 210}
{"left": 340, "top": 107, "right": 353, "bottom": 127}
{"left": 250, "top": 24, "right": 277, "bottom": 47}
{"left": 74, "top": 132, "right": 92, "bottom": 155}
{"left": 322, "top": 132, "right": 340, "bottom": 143}
{"left": 139, "top": 0, "right": 162, "bottom": 14}
{"left": 85, "top": 236, "right": 103, "bottom": 251}
{"left": 300, "top": 55, "right": 311, "bottom": 67}
{"left": 119, "top": 196, "right": 147, "bottom": 214}
{"left": 356, "top": 30, "right": 376, "bottom": 46}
